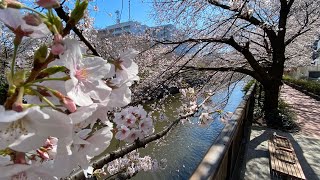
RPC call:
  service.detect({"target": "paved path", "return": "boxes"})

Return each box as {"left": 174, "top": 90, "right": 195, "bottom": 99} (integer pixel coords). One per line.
{"left": 280, "top": 84, "right": 320, "bottom": 139}
{"left": 239, "top": 84, "right": 320, "bottom": 180}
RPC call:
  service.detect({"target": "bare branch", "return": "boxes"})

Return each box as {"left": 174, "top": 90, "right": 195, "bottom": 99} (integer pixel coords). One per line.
{"left": 156, "top": 37, "right": 269, "bottom": 83}
{"left": 181, "top": 65, "right": 263, "bottom": 83}
{"left": 207, "top": 0, "right": 277, "bottom": 46}
{"left": 54, "top": 6, "right": 100, "bottom": 56}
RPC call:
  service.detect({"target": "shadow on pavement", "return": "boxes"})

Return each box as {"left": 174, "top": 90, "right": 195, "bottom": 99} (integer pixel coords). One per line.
{"left": 239, "top": 126, "right": 320, "bottom": 180}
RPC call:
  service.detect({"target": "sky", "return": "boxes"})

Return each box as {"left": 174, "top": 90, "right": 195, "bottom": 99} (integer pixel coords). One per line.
{"left": 88, "top": 0, "right": 157, "bottom": 29}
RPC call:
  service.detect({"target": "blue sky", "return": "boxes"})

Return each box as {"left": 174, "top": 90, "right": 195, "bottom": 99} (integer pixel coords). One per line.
{"left": 88, "top": 0, "right": 157, "bottom": 29}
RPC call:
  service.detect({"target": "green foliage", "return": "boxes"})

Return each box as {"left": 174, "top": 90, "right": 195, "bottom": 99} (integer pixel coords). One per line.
{"left": 37, "top": 66, "right": 67, "bottom": 79}
{"left": 34, "top": 44, "right": 48, "bottom": 64}
{"left": 69, "top": 0, "right": 88, "bottom": 25}
{"left": 283, "top": 75, "right": 320, "bottom": 96}
{"left": 243, "top": 79, "right": 255, "bottom": 92}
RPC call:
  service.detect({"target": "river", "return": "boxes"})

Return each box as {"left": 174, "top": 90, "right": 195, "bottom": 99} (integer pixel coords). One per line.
{"left": 129, "top": 81, "right": 247, "bottom": 180}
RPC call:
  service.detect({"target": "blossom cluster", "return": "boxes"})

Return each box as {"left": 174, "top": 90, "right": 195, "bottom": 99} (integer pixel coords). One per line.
{"left": 178, "top": 88, "right": 220, "bottom": 126}
{"left": 114, "top": 105, "right": 154, "bottom": 143}
{"left": 104, "top": 150, "right": 158, "bottom": 177}
{"left": 0, "top": 2, "right": 154, "bottom": 179}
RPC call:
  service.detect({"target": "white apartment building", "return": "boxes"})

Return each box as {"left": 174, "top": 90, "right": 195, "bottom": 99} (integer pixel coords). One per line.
{"left": 98, "top": 21, "right": 176, "bottom": 41}
{"left": 98, "top": 21, "right": 195, "bottom": 56}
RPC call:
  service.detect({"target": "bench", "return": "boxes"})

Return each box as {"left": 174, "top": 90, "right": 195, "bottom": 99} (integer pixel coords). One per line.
{"left": 268, "top": 133, "right": 306, "bottom": 180}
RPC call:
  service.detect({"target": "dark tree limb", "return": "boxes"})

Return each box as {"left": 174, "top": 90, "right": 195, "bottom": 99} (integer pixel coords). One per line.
{"left": 54, "top": 6, "right": 100, "bottom": 56}
{"left": 156, "top": 37, "right": 269, "bottom": 83}
{"left": 67, "top": 96, "right": 213, "bottom": 180}
{"left": 207, "top": 0, "right": 277, "bottom": 46}
{"left": 285, "top": 2, "right": 315, "bottom": 46}
{"left": 181, "top": 66, "right": 263, "bottom": 83}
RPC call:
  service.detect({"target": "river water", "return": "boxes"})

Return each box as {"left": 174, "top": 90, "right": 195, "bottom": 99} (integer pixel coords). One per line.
{"left": 130, "top": 81, "right": 246, "bottom": 180}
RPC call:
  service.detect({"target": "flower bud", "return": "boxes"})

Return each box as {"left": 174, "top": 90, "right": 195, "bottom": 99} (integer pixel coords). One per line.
{"left": 51, "top": 43, "right": 64, "bottom": 55}
{"left": 54, "top": 34, "right": 63, "bottom": 43}
{"left": 34, "top": 44, "right": 48, "bottom": 66}
{"left": 44, "top": 137, "right": 58, "bottom": 147}
{"left": 0, "top": 0, "right": 23, "bottom": 9}
{"left": 36, "top": 0, "right": 60, "bottom": 9}
{"left": 23, "top": 13, "right": 42, "bottom": 26}
{"left": 51, "top": 34, "right": 65, "bottom": 55}
{"left": 53, "top": 91, "right": 77, "bottom": 112}
{"left": 12, "top": 102, "right": 23, "bottom": 112}
{"left": 62, "top": 97, "right": 77, "bottom": 113}
{"left": 36, "top": 149, "right": 50, "bottom": 160}
{"left": 68, "top": 0, "right": 88, "bottom": 26}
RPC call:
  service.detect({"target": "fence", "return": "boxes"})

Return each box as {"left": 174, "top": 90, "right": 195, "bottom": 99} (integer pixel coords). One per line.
{"left": 190, "top": 84, "right": 256, "bottom": 180}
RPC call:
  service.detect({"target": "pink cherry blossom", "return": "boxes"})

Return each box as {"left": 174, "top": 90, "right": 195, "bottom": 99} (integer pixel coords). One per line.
{"left": 126, "top": 129, "right": 143, "bottom": 143}
{"left": 123, "top": 113, "right": 136, "bottom": 128}
{"left": 36, "top": 0, "right": 60, "bottom": 9}
{"left": 115, "top": 125, "right": 130, "bottom": 140}
{"left": 199, "top": 112, "right": 214, "bottom": 126}
{"left": 139, "top": 118, "right": 154, "bottom": 135}
{"left": 111, "top": 49, "right": 140, "bottom": 86}
{"left": 60, "top": 39, "right": 112, "bottom": 106}
{"left": 22, "top": 14, "right": 42, "bottom": 26}
{"left": 0, "top": 9, "right": 50, "bottom": 39}
{"left": 0, "top": 105, "right": 72, "bottom": 152}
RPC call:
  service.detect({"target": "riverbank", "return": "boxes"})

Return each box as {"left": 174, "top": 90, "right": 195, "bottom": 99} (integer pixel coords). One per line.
{"left": 238, "top": 84, "right": 320, "bottom": 179}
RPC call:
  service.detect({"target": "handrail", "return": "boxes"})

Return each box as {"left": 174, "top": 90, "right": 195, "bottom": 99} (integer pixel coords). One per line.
{"left": 190, "top": 83, "right": 256, "bottom": 180}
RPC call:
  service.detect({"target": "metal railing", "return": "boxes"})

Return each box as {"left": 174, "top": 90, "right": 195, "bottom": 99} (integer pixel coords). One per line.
{"left": 190, "top": 84, "right": 256, "bottom": 180}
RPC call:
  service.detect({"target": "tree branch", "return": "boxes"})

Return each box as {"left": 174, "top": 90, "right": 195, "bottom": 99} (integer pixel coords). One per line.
{"left": 54, "top": 6, "right": 100, "bottom": 56}
{"left": 285, "top": 28, "right": 311, "bottom": 46}
{"left": 207, "top": 0, "right": 277, "bottom": 46}
{"left": 181, "top": 66, "right": 263, "bottom": 83}
{"left": 156, "top": 37, "right": 269, "bottom": 83}
{"left": 67, "top": 99, "right": 211, "bottom": 180}
{"left": 285, "top": 2, "right": 314, "bottom": 46}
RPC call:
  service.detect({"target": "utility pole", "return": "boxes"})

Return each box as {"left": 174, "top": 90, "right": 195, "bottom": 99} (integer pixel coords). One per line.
{"left": 128, "top": 0, "right": 131, "bottom": 21}
{"left": 115, "top": 10, "right": 120, "bottom": 24}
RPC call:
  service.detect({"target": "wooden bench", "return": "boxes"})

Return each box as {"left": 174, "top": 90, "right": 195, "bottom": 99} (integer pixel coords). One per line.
{"left": 268, "top": 133, "right": 306, "bottom": 180}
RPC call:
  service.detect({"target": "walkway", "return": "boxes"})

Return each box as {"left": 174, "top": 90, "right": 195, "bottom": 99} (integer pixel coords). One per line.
{"left": 239, "top": 84, "right": 320, "bottom": 180}
{"left": 280, "top": 84, "right": 320, "bottom": 138}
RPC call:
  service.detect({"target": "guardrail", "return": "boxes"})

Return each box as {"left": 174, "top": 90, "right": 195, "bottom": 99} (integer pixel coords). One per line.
{"left": 190, "top": 83, "right": 256, "bottom": 180}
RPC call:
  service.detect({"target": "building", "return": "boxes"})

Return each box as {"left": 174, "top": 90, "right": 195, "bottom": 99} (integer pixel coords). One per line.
{"left": 98, "top": 21, "right": 176, "bottom": 41}
{"left": 98, "top": 21, "right": 196, "bottom": 55}
{"left": 98, "top": 21, "right": 148, "bottom": 38}
{"left": 147, "top": 24, "right": 175, "bottom": 41}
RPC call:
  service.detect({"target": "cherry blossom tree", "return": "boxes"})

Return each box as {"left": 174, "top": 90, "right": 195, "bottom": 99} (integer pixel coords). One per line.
{"left": 0, "top": 1, "right": 241, "bottom": 179}
{"left": 152, "top": 0, "right": 320, "bottom": 123}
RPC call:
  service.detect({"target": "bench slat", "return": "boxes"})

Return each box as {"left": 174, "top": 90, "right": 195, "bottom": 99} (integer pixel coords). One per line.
{"left": 269, "top": 135, "right": 306, "bottom": 180}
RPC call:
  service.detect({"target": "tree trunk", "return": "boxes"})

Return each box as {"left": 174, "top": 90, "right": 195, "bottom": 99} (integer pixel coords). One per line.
{"left": 263, "top": 80, "right": 281, "bottom": 125}
{"left": 264, "top": 84, "right": 280, "bottom": 112}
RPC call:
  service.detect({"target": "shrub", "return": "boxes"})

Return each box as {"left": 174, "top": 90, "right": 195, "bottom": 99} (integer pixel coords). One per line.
{"left": 283, "top": 75, "right": 320, "bottom": 96}
{"left": 243, "top": 79, "right": 255, "bottom": 92}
